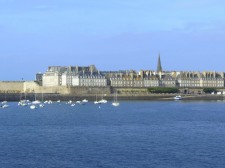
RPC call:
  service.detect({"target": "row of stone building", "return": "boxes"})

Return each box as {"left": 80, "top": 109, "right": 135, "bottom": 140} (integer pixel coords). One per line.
{"left": 36, "top": 65, "right": 225, "bottom": 88}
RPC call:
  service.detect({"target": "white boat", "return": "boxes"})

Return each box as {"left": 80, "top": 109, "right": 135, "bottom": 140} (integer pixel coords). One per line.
{"left": 2, "top": 104, "right": 9, "bottom": 108}
{"left": 39, "top": 104, "right": 45, "bottom": 108}
{"left": 18, "top": 100, "right": 28, "bottom": 106}
{"left": 30, "top": 105, "right": 37, "bottom": 109}
{"left": 32, "top": 100, "right": 41, "bottom": 104}
{"left": 67, "top": 100, "right": 73, "bottom": 104}
{"left": 94, "top": 101, "right": 100, "bottom": 104}
{"left": 1, "top": 101, "right": 7, "bottom": 104}
{"left": 82, "top": 99, "right": 88, "bottom": 103}
{"left": 99, "top": 99, "right": 107, "bottom": 104}
{"left": 71, "top": 104, "right": 76, "bottom": 107}
{"left": 57, "top": 100, "right": 61, "bottom": 103}
{"left": 32, "top": 92, "right": 41, "bottom": 104}
{"left": 94, "top": 95, "right": 100, "bottom": 104}
{"left": 112, "top": 91, "right": 120, "bottom": 107}
{"left": 174, "top": 95, "right": 182, "bottom": 100}
{"left": 18, "top": 102, "right": 25, "bottom": 106}
{"left": 76, "top": 101, "right": 81, "bottom": 104}
{"left": 112, "top": 102, "right": 120, "bottom": 107}
{"left": 99, "top": 94, "right": 107, "bottom": 104}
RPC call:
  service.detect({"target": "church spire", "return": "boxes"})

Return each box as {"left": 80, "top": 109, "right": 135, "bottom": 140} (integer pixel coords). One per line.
{"left": 157, "top": 53, "right": 162, "bottom": 73}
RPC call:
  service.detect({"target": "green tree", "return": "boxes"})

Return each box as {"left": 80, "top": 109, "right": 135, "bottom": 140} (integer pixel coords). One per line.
{"left": 148, "top": 87, "right": 179, "bottom": 93}
{"left": 203, "top": 88, "right": 217, "bottom": 94}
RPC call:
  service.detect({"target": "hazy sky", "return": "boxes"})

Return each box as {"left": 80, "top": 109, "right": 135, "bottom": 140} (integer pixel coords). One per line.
{"left": 1, "top": 0, "right": 225, "bottom": 80}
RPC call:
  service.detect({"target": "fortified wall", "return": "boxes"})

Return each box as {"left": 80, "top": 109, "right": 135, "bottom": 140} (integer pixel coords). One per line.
{"left": 68, "top": 86, "right": 111, "bottom": 95}
{"left": 0, "top": 81, "right": 24, "bottom": 93}
{"left": 1, "top": 81, "right": 224, "bottom": 96}
{"left": 0, "top": 81, "right": 111, "bottom": 95}
{"left": 0, "top": 81, "right": 69, "bottom": 94}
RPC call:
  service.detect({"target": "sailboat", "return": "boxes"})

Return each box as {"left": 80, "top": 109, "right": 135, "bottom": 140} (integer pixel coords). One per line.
{"left": 1, "top": 91, "right": 9, "bottom": 108}
{"left": 39, "top": 92, "right": 45, "bottom": 107}
{"left": 94, "top": 95, "right": 100, "bottom": 104}
{"left": 18, "top": 92, "right": 28, "bottom": 106}
{"left": 82, "top": 99, "right": 88, "bottom": 103}
{"left": 112, "top": 91, "right": 120, "bottom": 107}
{"left": 30, "top": 91, "right": 40, "bottom": 109}
{"left": 99, "top": 94, "right": 107, "bottom": 104}
{"left": 32, "top": 92, "right": 40, "bottom": 104}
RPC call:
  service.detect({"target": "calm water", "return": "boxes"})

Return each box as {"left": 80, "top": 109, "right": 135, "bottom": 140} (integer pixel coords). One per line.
{"left": 1, "top": 101, "right": 225, "bottom": 168}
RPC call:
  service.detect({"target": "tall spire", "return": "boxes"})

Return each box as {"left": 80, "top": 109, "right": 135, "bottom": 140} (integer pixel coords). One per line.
{"left": 157, "top": 53, "right": 162, "bottom": 73}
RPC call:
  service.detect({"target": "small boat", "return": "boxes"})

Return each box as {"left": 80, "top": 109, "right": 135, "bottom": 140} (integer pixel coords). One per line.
{"left": 1, "top": 101, "right": 7, "bottom": 104}
{"left": 30, "top": 105, "right": 37, "bottom": 109}
{"left": 1, "top": 104, "right": 9, "bottom": 108}
{"left": 82, "top": 99, "right": 88, "bottom": 103}
{"left": 112, "top": 91, "right": 120, "bottom": 107}
{"left": 32, "top": 92, "right": 41, "bottom": 104}
{"left": 67, "top": 100, "right": 73, "bottom": 104}
{"left": 112, "top": 102, "right": 120, "bottom": 107}
{"left": 174, "top": 95, "right": 182, "bottom": 100}
{"left": 99, "top": 94, "right": 108, "bottom": 104}
{"left": 94, "top": 101, "right": 100, "bottom": 104}
{"left": 18, "top": 101, "right": 28, "bottom": 106}
{"left": 39, "top": 104, "right": 45, "bottom": 108}
{"left": 18, "top": 100, "right": 27, "bottom": 106}
{"left": 71, "top": 104, "right": 76, "bottom": 107}
{"left": 94, "top": 95, "right": 101, "bottom": 104}
{"left": 32, "top": 100, "right": 41, "bottom": 104}
{"left": 99, "top": 99, "right": 107, "bottom": 104}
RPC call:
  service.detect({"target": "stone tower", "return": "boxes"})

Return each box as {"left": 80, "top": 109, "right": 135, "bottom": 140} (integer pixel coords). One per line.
{"left": 157, "top": 54, "right": 162, "bottom": 73}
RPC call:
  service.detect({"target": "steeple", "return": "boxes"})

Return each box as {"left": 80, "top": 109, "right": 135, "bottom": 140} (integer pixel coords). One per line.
{"left": 157, "top": 54, "right": 162, "bottom": 73}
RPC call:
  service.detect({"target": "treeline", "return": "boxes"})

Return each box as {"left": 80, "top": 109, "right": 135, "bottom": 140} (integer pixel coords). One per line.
{"left": 147, "top": 87, "right": 219, "bottom": 94}
{"left": 148, "top": 87, "right": 179, "bottom": 93}
{"left": 202, "top": 88, "right": 217, "bottom": 93}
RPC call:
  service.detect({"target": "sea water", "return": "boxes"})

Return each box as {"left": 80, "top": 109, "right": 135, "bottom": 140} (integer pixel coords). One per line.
{"left": 0, "top": 101, "right": 225, "bottom": 168}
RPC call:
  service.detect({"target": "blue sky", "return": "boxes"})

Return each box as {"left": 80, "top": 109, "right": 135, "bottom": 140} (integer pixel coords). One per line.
{"left": 1, "top": 0, "right": 225, "bottom": 80}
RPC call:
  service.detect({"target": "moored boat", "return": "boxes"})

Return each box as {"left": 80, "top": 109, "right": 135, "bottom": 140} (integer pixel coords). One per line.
{"left": 99, "top": 99, "right": 107, "bottom": 104}
{"left": 112, "top": 91, "right": 120, "bottom": 107}
{"left": 1, "top": 104, "right": 9, "bottom": 108}
{"left": 39, "top": 104, "right": 45, "bottom": 108}
{"left": 30, "top": 105, "right": 37, "bottom": 109}
{"left": 82, "top": 99, "right": 88, "bottom": 103}
{"left": 1, "top": 101, "right": 7, "bottom": 104}
{"left": 174, "top": 95, "right": 182, "bottom": 100}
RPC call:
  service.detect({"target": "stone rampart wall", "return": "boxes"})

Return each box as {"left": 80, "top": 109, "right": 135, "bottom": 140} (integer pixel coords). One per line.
{"left": 0, "top": 81, "right": 24, "bottom": 93}
{"left": 24, "top": 81, "right": 70, "bottom": 94}
{"left": 68, "top": 86, "right": 111, "bottom": 95}
{"left": 0, "top": 81, "right": 111, "bottom": 94}
{"left": 1, "top": 80, "right": 224, "bottom": 95}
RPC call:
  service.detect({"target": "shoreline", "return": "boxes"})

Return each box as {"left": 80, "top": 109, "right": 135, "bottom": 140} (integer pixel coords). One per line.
{"left": 0, "top": 93, "right": 224, "bottom": 102}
